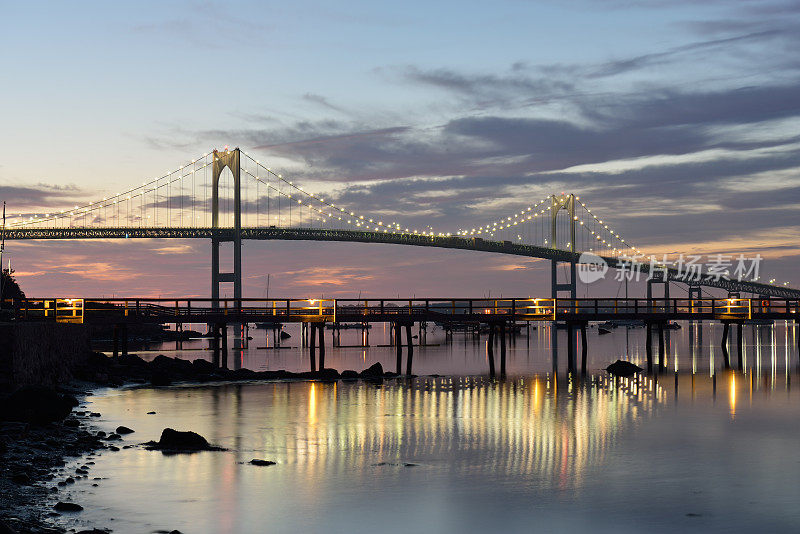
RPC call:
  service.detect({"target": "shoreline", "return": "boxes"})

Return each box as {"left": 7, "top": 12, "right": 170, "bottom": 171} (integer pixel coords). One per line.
{"left": 0, "top": 352, "right": 404, "bottom": 533}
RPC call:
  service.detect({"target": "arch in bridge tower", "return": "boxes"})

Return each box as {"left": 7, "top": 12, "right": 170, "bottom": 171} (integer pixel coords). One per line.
{"left": 549, "top": 194, "right": 576, "bottom": 300}
{"left": 211, "top": 148, "right": 242, "bottom": 308}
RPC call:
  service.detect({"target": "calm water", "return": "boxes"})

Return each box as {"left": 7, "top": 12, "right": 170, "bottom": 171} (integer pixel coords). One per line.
{"left": 53, "top": 322, "right": 800, "bottom": 533}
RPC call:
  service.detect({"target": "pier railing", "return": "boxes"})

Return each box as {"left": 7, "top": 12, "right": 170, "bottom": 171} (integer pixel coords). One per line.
{"left": 4, "top": 297, "right": 799, "bottom": 324}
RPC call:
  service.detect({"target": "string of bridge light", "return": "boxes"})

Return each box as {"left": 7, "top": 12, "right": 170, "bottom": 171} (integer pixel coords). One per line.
{"left": 575, "top": 197, "right": 642, "bottom": 257}
{"left": 241, "top": 167, "right": 449, "bottom": 236}
{"left": 242, "top": 152, "right": 450, "bottom": 237}
{"left": 452, "top": 193, "right": 637, "bottom": 257}
{"left": 10, "top": 155, "right": 214, "bottom": 227}
{"left": 455, "top": 195, "right": 552, "bottom": 236}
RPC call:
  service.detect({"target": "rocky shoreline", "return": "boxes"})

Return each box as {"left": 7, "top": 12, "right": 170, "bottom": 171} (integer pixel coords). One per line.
{"left": 0, "top": 351, "right": 397, "bottom": 533}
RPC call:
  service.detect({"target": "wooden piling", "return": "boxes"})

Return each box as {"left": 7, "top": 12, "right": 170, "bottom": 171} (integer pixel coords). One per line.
{"left": 318, "top": 322, "right": 326, "bottom": 370}
{"left": 395, "top": 322, "right": 402, "bottom": 375}
{"left": 487, "top": 324, "right": 496, "bottom": 378}
{"left": 580, "top": 322, "right": 588, "bottom": 374}
{"left": 500, "top": 322, "right": 507, "bottom": 377}
{"left": 405, "top": 323, "right": 414, "bottom": 375}
{"left": 658, "top": 323, "right": 665, "bottom": 371}
{"left": 113, "top": 324, "right": 119, "bottom": 357}
{"left": 737, "top": 323, "right": 743, "bottom": 370}
{"left": 721, "top": 322, "right": 731, "bottom": 369}
{"left": 645, "top": 322, "right": 653, "bottom": 372}
{"left": 309, "top": 323, "right": 317, "bottom": 372}
{"left": 220, "top": 323, "right": 228, "bottom": 369}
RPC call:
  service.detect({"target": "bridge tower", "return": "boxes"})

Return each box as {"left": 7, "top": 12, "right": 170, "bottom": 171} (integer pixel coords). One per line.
{"left": 550, "top": 194, "right": 576, "bottom": 300}
{"left": 211, "top": 148, "right": 242, "bottom": 309}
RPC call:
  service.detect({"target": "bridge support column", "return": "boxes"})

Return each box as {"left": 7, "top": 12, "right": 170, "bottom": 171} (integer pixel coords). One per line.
{"left": 645, "top": 322, "right": 653, "bottom": 373}
{"left": 212, "top": 325, "right": 221, "bottom": 368}
{"left": 405, "top": 323, "right": 414, "bottom": 375}
{"left": 395, "top": 323, "right": 402, "bottom": 375}
{"left": 487, "top": 323, "right": 496, "bottom": 378}
{"left": 318, "top": 322, "right": 326, "bottom": 370}
{"left": 113, "top": 324, "right": 120, "bottom": 357}
{"left": 220, "top": 324, "right": 228, "bottom": 369}
{"left": 580, "top": 322, "right": 588, "bottom": 375}
{"left": 309, "top": 323, "right": 317, "bottom": 372}
{"left": 721, "top": 322, "right": 731, "bottom": 369}
{"left": 120, "top": 323, "right": 128, "bottom": 357}
{"left": 658, "top": 322, "right": 665, "bottom": 372}
{"left": 567, "top": 323, "right": 575, "bottom": 375}
{"left": 500, "top": 321, "right": 507, "bottom": 377}
{"left": 737, "top": 323, "right": 744, "bottom": 370}
{"left": 211, "top": 148, "right": 242, "bottom": 356}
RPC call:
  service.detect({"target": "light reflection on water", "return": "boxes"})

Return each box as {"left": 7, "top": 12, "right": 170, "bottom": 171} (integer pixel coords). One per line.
{"left": 56, "top": 322, "right": 800, "bottom": 533}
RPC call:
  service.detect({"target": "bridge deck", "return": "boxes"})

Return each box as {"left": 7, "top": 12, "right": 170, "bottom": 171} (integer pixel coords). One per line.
{"left": 9, "top": 297, "right": 800, "bottom": 325}
{"left": 5, "top": 226, "right": 800, "bottom": 299}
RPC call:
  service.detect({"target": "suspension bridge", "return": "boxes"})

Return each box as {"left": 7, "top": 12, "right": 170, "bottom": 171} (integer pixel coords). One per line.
{"left": 3, "top": 147, "right": 799, "bottom": 300}
{"left": 3, "top": 147, "right": 799, "bottom": 375}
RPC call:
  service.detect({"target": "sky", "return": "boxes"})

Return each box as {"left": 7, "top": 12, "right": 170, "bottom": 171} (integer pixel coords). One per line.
{"left": 1, "top": 0, "right": 799, "bottom": 298}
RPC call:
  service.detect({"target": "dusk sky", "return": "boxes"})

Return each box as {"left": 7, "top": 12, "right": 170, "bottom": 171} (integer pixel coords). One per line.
{"left": 2, "top": 0, "right": 799, "bottom": 298}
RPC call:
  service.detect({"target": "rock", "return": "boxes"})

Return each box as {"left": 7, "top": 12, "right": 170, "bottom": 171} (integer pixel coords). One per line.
{"left": 249, "top": 459, "right": 276, "bottom": 466}
{"left": 76, "top": 529, "right": 111, "bottom": 534}
{"left": 192, "top": 359, "right": 215, "bottom": 373}
{"left": 145, "top": 428, "right": 224, "bottom": 453}
{"left": 89, "top": 412, "right": 101, "bottom": 417}
{"left": 63, "top": 418, "right": 80, "bottom": 427}
{"left": 340, "top": 370, "right": 359, "bottom": 380}
{"left": 147, "top": 411, "right": 157, "bottom": 415}
{"left": 105, "top": 433, "right": 121, "bottom": 440}
{"left": 0, "top": 386, "right": 78, "bottom": 424}
{"left": 96, "top": 431, "right": 106, "bottom": 438}
{"left": 65, "top": 477, "right": 75, "bottom": 484}
{"left": 606, "top": 360, "right": 644, "bottom": 377}
{"left": 75, "top": 468, "right": 88, "bottom": 475}
{"left": 598, "top": 327, "right": 612, "bottom": 335}
{"left": 360, "top": 362, "right": 384, "bottom": 379}
{"left": 54, "top": 501, "right": 83, "bottom": 512}
{"left": 314, "top": 368, "right": 340, "bottom": 381}
{"left": 116, "top": 425, "right": 134, "bottom": 434}
{"left": 150, "top": 371, "right": 173, "bottom": 387}
{"left": 0, "top": 520, "right": 18, "bottom": 534}
{"left": 108, "top": 445, "right": 120, "bottom": 451}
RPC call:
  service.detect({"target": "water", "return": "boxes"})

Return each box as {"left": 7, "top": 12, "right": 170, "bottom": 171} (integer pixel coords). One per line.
{"left": 54, "top": 321, "right": 800, "bottom": 533}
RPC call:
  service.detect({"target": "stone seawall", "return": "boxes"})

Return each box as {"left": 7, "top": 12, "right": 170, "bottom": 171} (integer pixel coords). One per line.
{"left": 0, "top": 322, "right": 91, "bottom": 388}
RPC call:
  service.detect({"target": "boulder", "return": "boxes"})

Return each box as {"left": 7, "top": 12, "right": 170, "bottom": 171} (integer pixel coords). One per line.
{"left": 340, "top": 370, "right": 359, "bottom": 380}
{"left": 146, "top": 428, "right": 224, "bottom": 452}
{"left": 360, "top": 362, "right": 384, "bottom": 379}
{"left": 116, "top": 425, "right": 134, "bottom": 434}
{"left": 191, "top": 359, "right": 215, "bottom": 373}
{"left": 150, "top": 371, "right": 173, "bottom": 387}
{"left": 54, "top": 501, "right": 83, "bottom": 512}
{"left": 0, "top": 386, "right": 77, "bottom": 424}
{"left": 249, "top": 459, "right": 276, "bottom": 466}
{"left": 606, "top": 360, "right": 644, "bottom": 377}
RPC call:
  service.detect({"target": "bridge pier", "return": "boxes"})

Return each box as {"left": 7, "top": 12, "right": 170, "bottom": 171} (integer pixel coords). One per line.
{"left": 721, "top": 322, "right": 731, "bottom": 369}
{"left": 658, "top": 322, "right": 665, "bottom": 372}
{"left": 318, "top": 321, "right": 326, "bottom": 370}
{"left": 394, "top": 322, "right": 402, "bottom": 374}
{"left": 487, "top": 323, "right": 496, "bottom": 378}
{"left": 567, "top": 323, "right": 576, "bottom": 375}
{"left": 221, "top": 324, "right": 228, "bottom": 369}
{"left": 405, "top": 323, "right": 414, "bottom": 375}
{"left": 500, "top": 321, "right": 507, "bottom": 377}
{"left": 120, "top": 323, "right": 128, "bottom": 357}
{"left": 645, "top": 322, "right": 653, "bottom": 372}
{"left": 113, "top": 324, "right": 119, "bottom": 357}
{"left": 309, "top": 323, "right": 317, "bottom": 371}
{"left": 737, "top": 323, "right": 744, "bottom": 370}
{"left": 580, "top": 322, "right": 588, "bottom": 375}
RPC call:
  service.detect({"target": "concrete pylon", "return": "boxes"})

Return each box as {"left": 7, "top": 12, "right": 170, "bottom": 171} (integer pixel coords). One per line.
{"left": 211, "top": 148, "right": 242, "bottom": 310}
